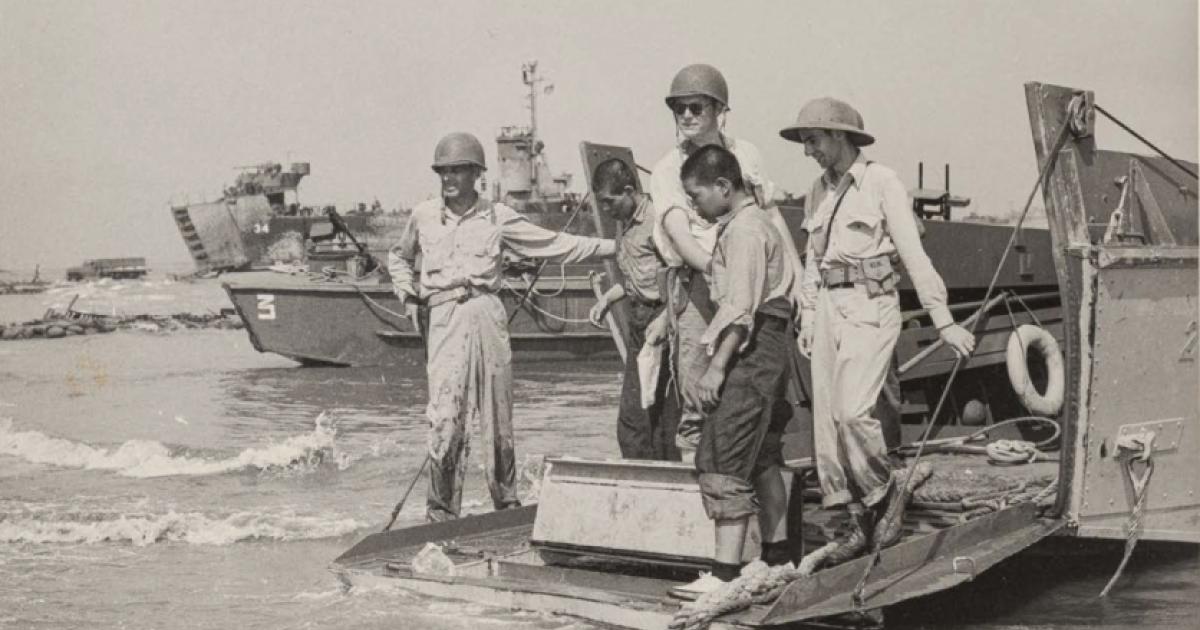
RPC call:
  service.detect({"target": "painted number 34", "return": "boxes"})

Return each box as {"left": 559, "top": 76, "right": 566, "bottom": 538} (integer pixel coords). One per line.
{"left": 257, "top": 294, "right": 276, "bottom": 320}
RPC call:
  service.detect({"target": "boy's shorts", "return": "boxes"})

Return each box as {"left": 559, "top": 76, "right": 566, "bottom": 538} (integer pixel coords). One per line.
{"left": 695, "top": 310, "right": 792, "bottom": 521}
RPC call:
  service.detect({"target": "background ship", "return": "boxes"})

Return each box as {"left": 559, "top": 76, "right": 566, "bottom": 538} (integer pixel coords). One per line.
{"left": 207, "top": 61, "right": 622, "bottom": 366}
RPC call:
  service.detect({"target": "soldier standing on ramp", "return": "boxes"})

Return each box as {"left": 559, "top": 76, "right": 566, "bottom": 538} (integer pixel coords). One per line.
{"left": 780, "top": 98, "right": 975, "bottom": 563}
{"left": 389, "top": 132, "right": 617, "bottom": 523}
{"left": 648, "top": 63, "right": 804, "bottom": 460}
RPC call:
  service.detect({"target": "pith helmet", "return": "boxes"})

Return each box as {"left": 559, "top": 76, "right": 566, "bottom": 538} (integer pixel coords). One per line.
{"left": 665, "top": 64, "right": 729, "bottom": 110}
{"left": 431, "top": 132, "right": 487, "bottom": 171}
{"left": 779, "top": 97, "right": 875, "bottom": 146}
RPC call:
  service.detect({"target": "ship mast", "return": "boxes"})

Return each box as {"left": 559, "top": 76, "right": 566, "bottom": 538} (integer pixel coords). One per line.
{"left": 521, "top": 60, "right": 547, "bottom": 191}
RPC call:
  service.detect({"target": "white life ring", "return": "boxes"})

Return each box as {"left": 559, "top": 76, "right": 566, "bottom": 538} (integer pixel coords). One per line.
{"left": 1006, "top": 325, "right": 1065, "bottom": 416}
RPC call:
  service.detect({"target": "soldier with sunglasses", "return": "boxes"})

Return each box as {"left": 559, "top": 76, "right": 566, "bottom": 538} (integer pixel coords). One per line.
{"left": 646, "top": 65, "right": 805, "bottom": 579}
{"left": 648, "top": 65, "right": 803, "bottom": 462}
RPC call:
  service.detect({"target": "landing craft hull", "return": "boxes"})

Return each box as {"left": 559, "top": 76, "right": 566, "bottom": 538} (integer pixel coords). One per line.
{"left": 1025, "top": 82, "right": 1199, "bottom": 543}
{"left": 222, "top": 270, "right": 618, "bottom": 366}
{"left": 173, "top": 196, "right": 409, "bottom": 274}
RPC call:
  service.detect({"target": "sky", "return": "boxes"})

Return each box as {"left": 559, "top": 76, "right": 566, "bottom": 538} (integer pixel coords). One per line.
{"left": 0, "top": 0, "right": 1196, "bottom": 271}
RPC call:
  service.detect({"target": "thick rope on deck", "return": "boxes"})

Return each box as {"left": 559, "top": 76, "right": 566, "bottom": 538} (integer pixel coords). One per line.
{"left": 911, "top": 468, "right": 1058, "bottom": 519}
{"left": 667, "top": 544, "right": 838, "bottom": 630}
{"left": 668, "top": 464, "right": 933, "bottom": 630}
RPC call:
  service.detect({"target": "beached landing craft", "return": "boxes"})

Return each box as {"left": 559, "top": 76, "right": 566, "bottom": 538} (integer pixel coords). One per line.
{"left": 330, "top": 82, "right": 1198, "bottom": 628}
{"left": 213, "top": 62, "right": 631, "bottom": 366}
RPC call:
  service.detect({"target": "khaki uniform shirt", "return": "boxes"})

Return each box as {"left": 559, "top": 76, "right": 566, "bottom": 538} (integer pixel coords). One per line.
{"left": 389, "top": 197, "right": 615, "bottom": 302}
{"left": 702, "top": 198, "right": 796, "bottom": 354}
{"left": 800, "top": 153, "right": 953, "bottom": 329}
{"left": 616, "top": 195, "right": 664, "bottom": 304}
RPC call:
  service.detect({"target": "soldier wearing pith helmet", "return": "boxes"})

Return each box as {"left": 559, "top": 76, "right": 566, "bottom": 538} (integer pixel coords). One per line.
{"left": 780, "top": 97, "right": 975, "bottom": 565}
{"left": 388, "top": 132, "right": 616, "bottom": 523}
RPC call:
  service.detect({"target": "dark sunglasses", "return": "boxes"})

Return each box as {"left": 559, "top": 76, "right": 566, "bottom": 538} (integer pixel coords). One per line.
{"left": 670, "top": 101, "right": 709, "bottom": 117}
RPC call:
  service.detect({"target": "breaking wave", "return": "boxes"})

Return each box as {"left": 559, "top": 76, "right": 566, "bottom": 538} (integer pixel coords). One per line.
{"left": 0, "top": 415, "right": 343, "bottom": 478}
{"left": 0, "top": 509, "right": 364, "bottom": 546}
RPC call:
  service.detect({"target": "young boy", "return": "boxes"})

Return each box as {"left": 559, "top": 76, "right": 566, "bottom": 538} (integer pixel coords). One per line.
{"left": 672, "top": 145, "right": 795, "bottom": 598}
{"left": 588, "top": 158, "right": 680, "bottom": 461}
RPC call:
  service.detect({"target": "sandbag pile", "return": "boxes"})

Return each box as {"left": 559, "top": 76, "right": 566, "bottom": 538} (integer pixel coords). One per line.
{"left": 0, "top": 317, "right": 115, "bottom": 340}
{"left": 0, "top": 310, "right": 243, "bottom": 341}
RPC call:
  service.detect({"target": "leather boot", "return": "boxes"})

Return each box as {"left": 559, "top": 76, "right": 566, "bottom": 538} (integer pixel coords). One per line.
{"left": 822, "top": 510, "right": 873, "bottom": 567}
{"left": 872, "top": 473, "right": 909, "bottom": 549}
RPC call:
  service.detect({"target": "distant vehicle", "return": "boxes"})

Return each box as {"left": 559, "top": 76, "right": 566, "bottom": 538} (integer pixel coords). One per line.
{"left": 65, "top": 257, "right": 148, "bottom": 281}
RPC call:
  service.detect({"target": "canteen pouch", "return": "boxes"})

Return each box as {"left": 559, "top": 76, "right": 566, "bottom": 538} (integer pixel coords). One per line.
{"left": 861, "top": 255, "right": 899, "bottom": 297}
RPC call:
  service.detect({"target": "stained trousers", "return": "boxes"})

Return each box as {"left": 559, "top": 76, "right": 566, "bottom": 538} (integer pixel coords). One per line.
{"left": 810, "top": 284, "right": 902, "bottom": 509}
{"left": 423, "top": 294, "right": 520, "bottom": 522}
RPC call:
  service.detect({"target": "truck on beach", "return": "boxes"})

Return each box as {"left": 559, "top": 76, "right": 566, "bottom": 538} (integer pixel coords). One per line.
{"left": 329, "top": 81, "right": 1198, "bottom": 629}
{"left": 65, "top": 257, "right": 148, "bottom": 281}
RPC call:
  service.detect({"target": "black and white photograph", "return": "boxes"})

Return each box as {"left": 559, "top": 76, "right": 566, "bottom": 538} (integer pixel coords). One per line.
{"left": 1, "top": 1, "right": 1196, "bottom": 629}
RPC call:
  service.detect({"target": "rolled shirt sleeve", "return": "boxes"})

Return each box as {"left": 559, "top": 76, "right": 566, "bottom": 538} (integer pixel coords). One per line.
{"left": 495, "top": 204, "right": 615, "bottom": 263}
{"left": 701, "top": 224, "right": 769, "bottom": 355}
{"left": 388, "top": 215, "right": 420, "bottom": 303}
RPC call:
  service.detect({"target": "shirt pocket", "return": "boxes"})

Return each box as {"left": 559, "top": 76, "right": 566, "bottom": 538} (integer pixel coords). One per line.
{"left": 458, "top": 220, "right": 502, "bottom": 278}
{"left": 419, "top": 231, "right": 452, "bottom": 274}
{"left": 835, "top": 205, "right": 880, "bottom": 258}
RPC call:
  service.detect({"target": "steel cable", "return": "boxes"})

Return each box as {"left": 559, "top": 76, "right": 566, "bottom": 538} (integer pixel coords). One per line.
{"left": 852, "top": 111, "right": 1077, "bottom": 608}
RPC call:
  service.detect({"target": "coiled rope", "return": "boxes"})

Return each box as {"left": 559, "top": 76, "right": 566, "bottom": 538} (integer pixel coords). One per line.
{"left": 898, "top": 415, "right": 1061, "bottom": 466}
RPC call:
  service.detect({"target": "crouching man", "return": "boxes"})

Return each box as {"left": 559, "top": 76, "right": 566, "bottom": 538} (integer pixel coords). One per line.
{"left": 588, "top": 158, "right": 681, "bottom": 461}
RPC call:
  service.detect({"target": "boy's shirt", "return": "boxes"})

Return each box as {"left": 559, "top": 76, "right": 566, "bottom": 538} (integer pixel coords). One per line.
{"left": 616, "top": 195, "right": 665, "bottom": 305}
{"left": 649, "top": 136, "right": 775, "bottom": 269}
{"left": 701, "top": 198, "right": 796, "bottom": 355}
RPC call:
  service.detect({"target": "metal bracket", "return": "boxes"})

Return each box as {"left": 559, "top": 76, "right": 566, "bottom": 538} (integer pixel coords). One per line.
{"left": 1112, "top": 419, "right": 1184, "bottom": 458}
{"left": 1103, "top": 174, "right": 1144, "bottom": 245}
{"left": 1102, "top": 159, "right": 1179, "bottom": 246}
{"left": 1066, "top": 92, "right": 1095, "bottom": 138}
{"left": 952, "top": 556, "right": 977, "bottom": 578}
{"left": 1129, "top": 160, "right": 1178, "bottom": 246}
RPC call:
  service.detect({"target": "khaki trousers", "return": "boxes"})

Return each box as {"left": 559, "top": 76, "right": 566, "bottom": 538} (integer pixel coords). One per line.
{"left": 423, "top": 294, "right": 519, "bottom": 521}
{"left": 810, "top": 284, "right": 901, "bottom": 509}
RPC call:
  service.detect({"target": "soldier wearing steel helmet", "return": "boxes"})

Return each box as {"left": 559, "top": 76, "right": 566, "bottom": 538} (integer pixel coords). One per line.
{"left": 649, "top": 63, "right": 804, "bottom": 448}
{"left": 388, "top": 132, "right": 616, "bottom": 523}
{"left": 650, "top": 64, "right": 806, "bottom": 597}
{"left": 780, "top": 98, "right": 975, "bottom": 564}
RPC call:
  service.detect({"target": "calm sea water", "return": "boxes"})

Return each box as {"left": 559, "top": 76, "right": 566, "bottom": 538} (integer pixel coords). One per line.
{"left": 1, "top": 275, "right": 1196, "bottom": 629}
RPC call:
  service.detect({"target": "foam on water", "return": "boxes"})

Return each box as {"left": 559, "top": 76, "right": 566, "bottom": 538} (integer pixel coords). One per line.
{"left": 0, "top": 414, "right": 344, "bottom": 478}
{"left": 0, "top": 508, "right": 364, "bottom": 546}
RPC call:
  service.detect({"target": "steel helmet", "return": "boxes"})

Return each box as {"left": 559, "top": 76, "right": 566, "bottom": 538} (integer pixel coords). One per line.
{"left": 665, "top": 64, "right": 729, "bottom": 110}
{"left": 779, "top": 97, "right": 875, "bottom": 146}
{"left": 431, "top": 132, "right": 487, "bottom": 171}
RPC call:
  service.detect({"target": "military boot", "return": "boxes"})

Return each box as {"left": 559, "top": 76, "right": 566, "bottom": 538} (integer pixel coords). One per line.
{"left": 872, "top": 473, "right": 910, "bottom": 549}
{"left": 821, "top": 509, "right": 873, "bottom": 567}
